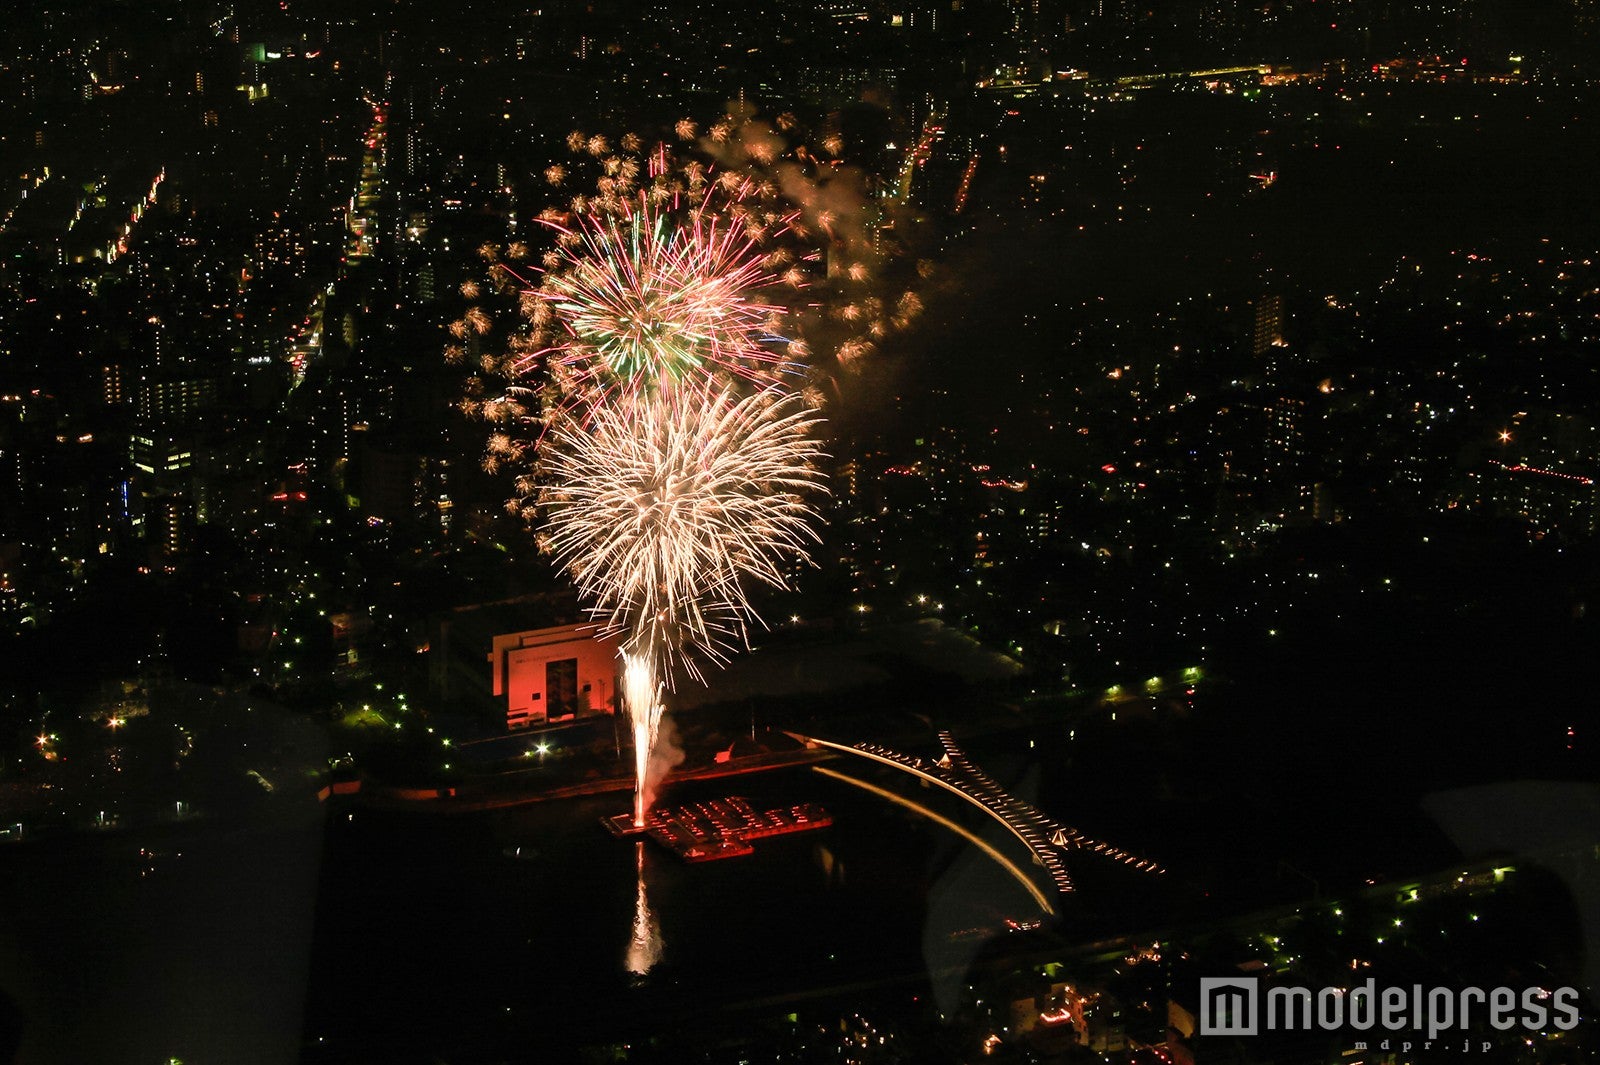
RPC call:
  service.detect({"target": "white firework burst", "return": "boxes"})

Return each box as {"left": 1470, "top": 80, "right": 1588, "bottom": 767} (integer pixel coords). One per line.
{"left": 540, "top": 385, "right": 827, "bottom": 686}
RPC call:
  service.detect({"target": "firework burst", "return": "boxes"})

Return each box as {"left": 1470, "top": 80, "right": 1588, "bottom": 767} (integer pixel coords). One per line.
{"left": 537, "top": 196, "right": 794, "bottom": 394}
{"left": 456, "top": 113, "right": 936, "bottom": 827}
{"left": 458, "top": 115, "right": 930, "bottom": 427}
{"left": 540, "top": 385, "right": 827, "bottom": 684}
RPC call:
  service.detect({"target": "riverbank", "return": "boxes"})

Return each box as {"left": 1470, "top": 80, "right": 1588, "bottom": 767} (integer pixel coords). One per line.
{"left": 339, "top": 745, "right": 839, "bottom": 813}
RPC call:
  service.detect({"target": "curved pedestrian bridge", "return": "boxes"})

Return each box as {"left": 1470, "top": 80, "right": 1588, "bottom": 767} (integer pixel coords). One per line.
{"left": 787, "top": 730, "right": 1165, "bottom": 896}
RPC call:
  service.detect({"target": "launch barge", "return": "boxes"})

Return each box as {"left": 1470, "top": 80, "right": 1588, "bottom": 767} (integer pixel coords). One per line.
{"left": 604, "top": 796, "right": 831, "bottom": 862}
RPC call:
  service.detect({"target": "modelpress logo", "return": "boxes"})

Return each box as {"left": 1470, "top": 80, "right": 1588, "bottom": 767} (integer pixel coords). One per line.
{"left": 1199, "top": 976, "right": 1582, "bottom": 1044}
{"left": 1200, "top": 977, "right": 1259, "bottom": 1035}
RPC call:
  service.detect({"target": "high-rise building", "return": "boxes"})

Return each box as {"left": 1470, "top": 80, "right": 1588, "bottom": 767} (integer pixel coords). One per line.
{"left": 100, "top": 364, "right": 124, "bottom": 406}
{"left": 0, "top": 438, "right": 24, "bottom": 541}
{"left": 1265, "top": 395, "right": 1305, "bottom": 473}
{"left": 149, "top": 493, "right": 195, "bottom": 556}
{"left": 1250, "top": 295, "right": 1283, "bottom": 359}
{"left": 127, "top": 329, "right": 215, "bottom": 551}
{"left": 135, "top": 375, "right": 214, "bottom": 427}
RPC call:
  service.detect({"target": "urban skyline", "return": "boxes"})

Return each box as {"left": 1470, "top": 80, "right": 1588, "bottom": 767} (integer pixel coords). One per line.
{"left": 2, "top": 0, "right": 1599, "bottom": 1062}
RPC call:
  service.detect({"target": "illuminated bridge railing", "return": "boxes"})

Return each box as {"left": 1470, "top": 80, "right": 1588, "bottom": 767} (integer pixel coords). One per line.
{"left": 789, "top": 731, "right": 1166, "bottom": 897}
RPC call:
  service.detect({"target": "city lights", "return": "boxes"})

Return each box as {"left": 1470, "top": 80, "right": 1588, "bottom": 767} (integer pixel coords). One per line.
{"left": 1, "top": 2, "right": 1596, "bottom": 1059}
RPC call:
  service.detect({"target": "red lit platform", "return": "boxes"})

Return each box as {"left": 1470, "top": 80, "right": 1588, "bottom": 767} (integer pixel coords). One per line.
{"left": 603, "top": 814, "right": 650, "bottom": 837}
{"left": 602, "top": 797, "right": 831, "bottom": 862}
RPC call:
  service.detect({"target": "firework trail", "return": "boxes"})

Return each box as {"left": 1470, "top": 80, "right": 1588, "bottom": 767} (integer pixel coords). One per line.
{"left": 621, "top": 652, "right": 662, "bottom": 826}
{"left": 542, "top": 385, "right": 825, "bottom": 823}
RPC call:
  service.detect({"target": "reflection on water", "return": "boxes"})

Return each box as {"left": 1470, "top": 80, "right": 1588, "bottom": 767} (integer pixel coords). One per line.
{"left": 625, "top": 841, "right": 663, "bottom": 977}
{"left": 816, "top": 843, "right": 841, "bottom": 884}
{"left": 3, "top": 759, "right": 1118, "bottom": 1063}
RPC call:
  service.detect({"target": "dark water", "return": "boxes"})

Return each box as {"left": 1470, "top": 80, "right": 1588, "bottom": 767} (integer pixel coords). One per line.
{"left": 0, "top": 764, "right": 1052, "bottom": 1065}
{"left": 301, "top": 767, "right": 1045, "bottom": 1061}
{"left": 4, "top": 692, "right": 1549, "bottom": 1064}
{"left": 0, "top": 810, "right": 324, "bottom": 1065}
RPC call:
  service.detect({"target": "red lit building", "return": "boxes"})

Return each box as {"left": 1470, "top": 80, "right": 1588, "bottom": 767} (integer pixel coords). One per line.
{"left": 429, "top": 593, "right": 622, "bottom": 731}
{"left": 488, "top": 623, "right": 620, "bottom": 730}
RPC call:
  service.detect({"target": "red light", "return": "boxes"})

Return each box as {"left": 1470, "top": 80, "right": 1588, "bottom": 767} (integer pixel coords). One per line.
{"left": 1101, "top": 464, "right": 1117, "bottom": 473}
